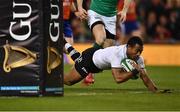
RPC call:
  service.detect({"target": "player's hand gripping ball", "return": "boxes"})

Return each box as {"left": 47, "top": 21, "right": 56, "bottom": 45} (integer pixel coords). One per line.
{"left": 121, "top": 58, "right": 139, "bottom": 79}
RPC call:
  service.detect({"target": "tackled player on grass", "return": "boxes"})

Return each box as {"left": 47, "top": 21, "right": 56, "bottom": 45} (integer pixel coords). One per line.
{"left": 64, "top": 36, "right": 159, "bottom": 93}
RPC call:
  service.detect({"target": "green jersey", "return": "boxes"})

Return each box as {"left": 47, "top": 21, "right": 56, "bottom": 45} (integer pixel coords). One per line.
{"left": 90, "top": 0, "right": 119, "bottom": 17}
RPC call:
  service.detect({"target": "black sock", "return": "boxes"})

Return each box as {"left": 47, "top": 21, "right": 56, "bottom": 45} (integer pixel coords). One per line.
{"left": 64, "top": 42, "right": 81, "bottom": 62}
{"left": 63, "top": 38, "right": 67, "bottom": 46}
{"left": 93, "top": 42, "right": 103, "bottom": 49}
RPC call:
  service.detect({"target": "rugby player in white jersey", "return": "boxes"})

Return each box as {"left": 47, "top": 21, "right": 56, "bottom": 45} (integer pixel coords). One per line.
{"left": 64, "top": 36, "right": 158, "bottom": 92}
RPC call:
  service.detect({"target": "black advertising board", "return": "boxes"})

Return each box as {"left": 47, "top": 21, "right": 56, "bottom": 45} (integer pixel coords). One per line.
{"left": 0, "top": 0, "right": 63, "bottom": 96}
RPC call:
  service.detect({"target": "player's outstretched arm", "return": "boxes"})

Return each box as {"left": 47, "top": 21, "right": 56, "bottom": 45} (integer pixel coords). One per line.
{"left": 139, "top": 69, "right": 158, "bottom": 93}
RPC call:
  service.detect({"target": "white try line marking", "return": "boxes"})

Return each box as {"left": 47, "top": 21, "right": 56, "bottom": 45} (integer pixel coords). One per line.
{"left": 64, "top": 91, "right": 151, "bottom": 96}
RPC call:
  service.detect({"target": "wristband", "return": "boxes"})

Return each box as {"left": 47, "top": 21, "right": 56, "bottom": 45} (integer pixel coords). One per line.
{"left": 131, "top": 69, "right": 139, "bottom": 76}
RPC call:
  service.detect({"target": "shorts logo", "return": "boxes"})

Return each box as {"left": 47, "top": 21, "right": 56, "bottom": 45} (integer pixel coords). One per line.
{"left": 81, "top": 67, "right": 88, "bottom": 74}
{"left": 75, "top": 56, "right": 82, "bottom": 63}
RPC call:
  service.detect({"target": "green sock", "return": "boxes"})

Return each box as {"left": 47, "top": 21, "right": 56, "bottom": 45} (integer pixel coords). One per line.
{"left": 93, "top": 42, "right": 103, "bottom": 49}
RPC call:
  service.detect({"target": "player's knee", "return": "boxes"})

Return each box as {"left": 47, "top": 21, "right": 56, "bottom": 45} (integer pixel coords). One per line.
{"left": 96, "top": 37, "right": 106, "bottom": 46}
{"left": 64, "top": 78, "right": 74, "bottom": 86}
{"left": 103, "top": 39, "right": 114, "bottom": 48}
{"left": 64, "top": 81, "right": 74, "bottom": 86}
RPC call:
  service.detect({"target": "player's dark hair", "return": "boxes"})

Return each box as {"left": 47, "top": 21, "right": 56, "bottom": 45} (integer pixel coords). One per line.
{"left": 127, "top": 36, "right": 143, "bottom": 47}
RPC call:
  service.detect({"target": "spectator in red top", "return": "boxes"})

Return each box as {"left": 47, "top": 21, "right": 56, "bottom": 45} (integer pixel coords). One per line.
{"left": 63, "top": 0, "right": 80, "bottom": 44}
{"left": 117, "top": 0, "right": 142, "bottom": 44}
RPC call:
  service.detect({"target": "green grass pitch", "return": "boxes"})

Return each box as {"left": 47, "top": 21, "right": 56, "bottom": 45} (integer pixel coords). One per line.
{"left": 0, "top": 65, "right": 180, "bottom": 111}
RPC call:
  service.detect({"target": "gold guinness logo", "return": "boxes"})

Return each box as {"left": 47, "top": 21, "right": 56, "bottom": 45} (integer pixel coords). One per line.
{"left": 47, "top": 46, "right": 62, "bottom": 74}
{"left": 3, "top": 44, "right": 37, "bottom": 72}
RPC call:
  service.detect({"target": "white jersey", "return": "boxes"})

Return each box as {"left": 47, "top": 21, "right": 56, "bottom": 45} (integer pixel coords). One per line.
{"left": 92, "top": 45, "right": 145, "bottom": 70}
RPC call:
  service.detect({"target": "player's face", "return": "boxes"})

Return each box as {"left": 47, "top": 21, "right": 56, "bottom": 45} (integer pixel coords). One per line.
{"left": 127, "top": 44, "right": 143, "bottom": 60}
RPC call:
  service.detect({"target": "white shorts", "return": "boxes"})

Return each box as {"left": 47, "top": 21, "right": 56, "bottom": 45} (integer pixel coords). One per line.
{"left": 88, "top": 10, "right": 117, "bottom": 35}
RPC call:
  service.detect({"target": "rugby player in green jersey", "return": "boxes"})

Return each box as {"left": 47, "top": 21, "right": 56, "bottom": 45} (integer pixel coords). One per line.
{"left": 77, "top": 0, "right": 132, "bottom": 48}
{"left": 77, "top": 0, "right": 133, "bottom": 85}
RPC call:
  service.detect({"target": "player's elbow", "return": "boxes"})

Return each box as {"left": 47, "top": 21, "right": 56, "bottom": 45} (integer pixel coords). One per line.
{"left": 114, "top": 77, "right": 125, "bottom": 84}
{"left": 112, "top": 71, "right": 130, "bottom": 84}
{"left": 114, "top": 75, "right": 130, "bottom": 84}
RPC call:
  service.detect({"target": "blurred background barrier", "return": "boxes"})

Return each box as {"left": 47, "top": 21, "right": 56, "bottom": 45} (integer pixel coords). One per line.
{"left": 0, "top": 0, "right": 63, "bottom": 96}
{"left": 142, "top": 44, "right": 180, "bottom": 66}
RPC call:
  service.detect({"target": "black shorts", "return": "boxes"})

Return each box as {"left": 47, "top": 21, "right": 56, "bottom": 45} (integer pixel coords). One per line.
{"left": 75, "top": 47, "right": 103, "bottom": 78}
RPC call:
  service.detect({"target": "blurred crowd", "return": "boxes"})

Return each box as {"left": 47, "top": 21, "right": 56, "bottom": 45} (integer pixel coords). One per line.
{"left": 69, "top": 0, "right": 180, "bottom": 44}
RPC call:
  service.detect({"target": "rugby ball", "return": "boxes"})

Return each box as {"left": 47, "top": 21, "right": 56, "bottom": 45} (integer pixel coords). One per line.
{"left": 121, "top": 58, "right": 139, "bottom": 79}
{"left": 121, "top": 58, "right": 136, "bottom": 72}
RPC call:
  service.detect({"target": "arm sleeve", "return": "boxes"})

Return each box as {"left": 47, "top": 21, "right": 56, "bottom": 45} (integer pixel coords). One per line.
{"left": 137, "top": 56, "right": 145, "bottom": 69}
{"left": 111, "top": 53, "right": 123, "bottom": 68}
